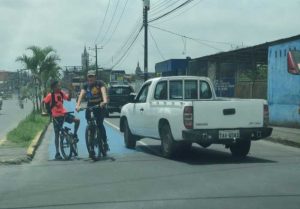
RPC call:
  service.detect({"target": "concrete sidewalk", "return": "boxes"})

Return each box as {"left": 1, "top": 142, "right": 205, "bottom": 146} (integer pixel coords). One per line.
{"left": 0, "top": 145, "right": 30, "bottom": 165}
{"left": 266, "top": 126, "right": 300, "bottom": 148}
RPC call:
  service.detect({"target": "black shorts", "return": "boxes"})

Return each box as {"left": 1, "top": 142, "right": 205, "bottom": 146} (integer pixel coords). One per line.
{"left": 53, "top": 114, "right": 75, "bottom": 133}
{"left": 85, "top": 106, "right": 105, "bottom": 125}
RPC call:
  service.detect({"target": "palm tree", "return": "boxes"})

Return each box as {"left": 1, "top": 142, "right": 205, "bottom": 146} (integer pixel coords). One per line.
{"left": 16, "top": 46, "right": 61, "bottom": 111}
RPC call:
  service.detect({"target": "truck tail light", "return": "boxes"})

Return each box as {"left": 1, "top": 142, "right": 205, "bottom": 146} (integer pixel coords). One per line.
{"left": 184, "top": 106, "right": 193, "bottom": 129}
{"left": 263, "top": 104, "right": 269, "bottom": 126}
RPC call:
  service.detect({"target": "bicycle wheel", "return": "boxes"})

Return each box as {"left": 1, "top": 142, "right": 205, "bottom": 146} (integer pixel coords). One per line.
{"left": 85, "top": 126, "right": 97, "bottom": 160}
{"left": 60, "top": 133, "right": 72, "bottom": 160}
{"left": 90, "top": 129, "right": 102, "bottom": 161}
{"left": 96, "top": 128, "right": 107, "bottom": 158}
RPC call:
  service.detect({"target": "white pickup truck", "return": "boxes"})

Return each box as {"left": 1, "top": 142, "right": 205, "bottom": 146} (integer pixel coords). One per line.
{"left": 120, "top": 76, "right": 273, "bottom": 158}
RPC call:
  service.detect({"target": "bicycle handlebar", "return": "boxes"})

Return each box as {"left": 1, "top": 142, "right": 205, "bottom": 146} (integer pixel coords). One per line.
{"left": 78, "top": 104, "right": 101, "bottom": 112}
{"left": 65, "top": 111, "right": 74, "bottom": 114}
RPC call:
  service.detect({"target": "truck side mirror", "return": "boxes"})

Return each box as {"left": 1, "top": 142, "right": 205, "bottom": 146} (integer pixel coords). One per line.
{"left": 287, "top": 50, "right": 300, "bottom": 75}
{"left": 129, "top": 93, "right": 137, "bottom": 103}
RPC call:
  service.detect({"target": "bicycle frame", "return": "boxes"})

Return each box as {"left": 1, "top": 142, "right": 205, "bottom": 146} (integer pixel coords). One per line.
{"left": 52, "top": 112, "right": 77, "bottom": 160}
{"left": 52, "top": 112, "right": 74, "bottom": 135}
{"left": 82, "top": 105, "right": 106, "bottom": 160}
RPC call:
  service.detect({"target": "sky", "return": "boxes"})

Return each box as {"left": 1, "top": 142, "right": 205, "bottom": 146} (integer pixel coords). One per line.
{"left": 1, "top": 0, "right": 300, "bottom": 74}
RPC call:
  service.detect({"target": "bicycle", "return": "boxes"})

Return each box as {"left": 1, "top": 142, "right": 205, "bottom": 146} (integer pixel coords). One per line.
{"left": 79, "top": 105, "right": 107, "bottom": 161}
{"left": 52, "top": 112, "right": 78, "bottom": 160}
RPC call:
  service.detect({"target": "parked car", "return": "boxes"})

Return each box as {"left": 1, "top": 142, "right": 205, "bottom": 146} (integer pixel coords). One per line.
{"left": 107, "top": 84, "right": 135, "bottom": 117}
{"left": 120, "top": 76, "right": 273, "bottom": 158}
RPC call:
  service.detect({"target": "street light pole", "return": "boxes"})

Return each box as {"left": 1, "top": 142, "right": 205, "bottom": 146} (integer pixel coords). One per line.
{"left": 143, "top": 0, "right": 150, "bottom": 81}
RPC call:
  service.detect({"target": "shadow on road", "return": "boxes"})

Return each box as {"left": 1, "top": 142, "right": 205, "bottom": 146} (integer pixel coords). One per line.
{"left": 136, "top": 144, "right": 276, "bottom": 165}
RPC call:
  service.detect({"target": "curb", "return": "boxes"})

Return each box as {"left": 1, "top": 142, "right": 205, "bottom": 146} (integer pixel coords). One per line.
{"left": 26, "top": 123, "right": 50, "bottom": 159}
{"left": 264, "top": 137, "right": 300, "bottom": 149}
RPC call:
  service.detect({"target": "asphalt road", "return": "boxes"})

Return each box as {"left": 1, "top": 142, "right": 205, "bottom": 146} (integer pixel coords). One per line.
{"left": 0, "top": 101, "right": 300, "bottom": 209}
{"left": 0, "top": 97, "right": 33, "bottom": 140}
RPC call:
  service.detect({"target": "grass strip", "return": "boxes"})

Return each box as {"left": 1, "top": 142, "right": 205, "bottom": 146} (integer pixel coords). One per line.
{"left": 7, "top": 112, "right": 49, "bottom": 147}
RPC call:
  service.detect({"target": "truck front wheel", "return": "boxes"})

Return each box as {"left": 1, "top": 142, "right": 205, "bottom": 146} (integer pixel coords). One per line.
{"left": 124, "top": 119, "right": 136, "bottom": 149}
{"left": 160, "top": 124, "right": 177, "bottom": 158}
{"left": 229, "top": 140, "right": 251, "bottom": 158}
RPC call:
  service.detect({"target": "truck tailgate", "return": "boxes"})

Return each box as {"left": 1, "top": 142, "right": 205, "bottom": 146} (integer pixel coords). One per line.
{"left": 192, "top": 99, "right": 264, "bottom": 129}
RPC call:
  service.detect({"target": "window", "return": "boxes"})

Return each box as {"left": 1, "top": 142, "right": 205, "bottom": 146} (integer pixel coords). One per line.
{"left": 154, "top": 81, "right": 168, "bottom": 100}
{"left": 287, "top": 50, "right": 300, "bottom": 75}
{"left": 184, "top": 80, "right": 198, "bottom": 99}
{"left": 275, "top": 51, "right": 277, "bottom": 58}
{"left": 136, "top": 83, "right": 151, "bottom": 103}
{"left": 169, "top": 80, "right": 183, "bottom": 100}
{"left": 200, "top": 81, "right": 212, "bottom": 99}
{"left": 109, "top": 86, "right": 133, "bottom": 95}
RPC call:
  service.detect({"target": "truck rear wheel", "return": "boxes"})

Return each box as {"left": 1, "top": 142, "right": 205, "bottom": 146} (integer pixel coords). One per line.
{"left": 160, "top": 124, "right": 177, "bottom": 158}
{"left": 230, "top": 140, "right": 251, "bottom": 158}
{"left": 124, "top": 119, "right": 136, "bottom": 149}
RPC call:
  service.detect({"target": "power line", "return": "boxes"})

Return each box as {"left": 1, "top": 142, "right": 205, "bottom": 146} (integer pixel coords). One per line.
{"left": 99, "top": 0, "right": 121, "bottom": 45}
{"left": 149, "top": 25, "right": 224, "bottom": 51}
{"left": 149, "top": 0, "right": 176, "bottom": 14}
{"left": 150, "top": 25, "right": 237, "bottom": 47}
{"left": 149, "top": 0, "right": 195, "bottom": 23}
{"left": 102, "top": 16, "right": 143, "bottom": 67}
{"left": 110, "top": 25, "right": 143, "bottom": 69}
{"left": 153, "top": 0, "right": 205, "bottom": 24}
{"left": 102, "top": 0, "right": 129, "bottom": 47}
{"left": 94, "top": 0, "right": 111, "bottom": 44}
{"left": 149, "top": 0, "right": 183, "bottom": 17}
{"left": 106, "top": 21, "right": 143, "bottom": 63}
{"left": 150, "top": 0, "right": 171, "bottom": 11}
{"left": 149, "top": 28, "right": 165, "bottom": 60}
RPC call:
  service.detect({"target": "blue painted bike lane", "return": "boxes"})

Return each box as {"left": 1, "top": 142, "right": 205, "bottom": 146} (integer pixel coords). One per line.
{"left": 48, "top": 100, "right": 136, "bottom": 160}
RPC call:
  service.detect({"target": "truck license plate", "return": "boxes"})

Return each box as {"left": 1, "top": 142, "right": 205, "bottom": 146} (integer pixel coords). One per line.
{"left": 219, "top": 130, "right": 240, "bottom": 139}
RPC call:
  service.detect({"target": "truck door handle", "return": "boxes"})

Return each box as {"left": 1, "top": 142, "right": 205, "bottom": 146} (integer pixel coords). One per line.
{"left": 223, "top": 108, "right": 236, "bottom": 115}
{"left": 140, "top": 108, "right": 144, "bottom": 112}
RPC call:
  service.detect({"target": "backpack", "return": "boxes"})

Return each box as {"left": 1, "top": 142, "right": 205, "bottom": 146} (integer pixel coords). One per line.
{"left": 45, "top": 91, "right": 64, "bottom": 116}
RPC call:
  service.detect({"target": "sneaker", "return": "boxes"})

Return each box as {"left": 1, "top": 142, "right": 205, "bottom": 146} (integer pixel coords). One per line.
{"left": 89, "top": 150, "right": 95, "bottom": 159}
{"left": 103, "top": 142, "right": 110, "bottom": 151}
{"left": 55, "top": 153, "right": 63, "bottom": 160}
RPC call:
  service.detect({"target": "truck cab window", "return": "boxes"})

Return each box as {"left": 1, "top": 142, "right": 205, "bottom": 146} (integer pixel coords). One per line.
{"left": 169, "top": 80, "right": 183, "bottom": 100}
{"left": 154, "top": 81, "right": 168, "bottom": 100}
{"left": 184, "top": 80, "right": 198, "bottom": 99}
{"left": 200, "top": 81, "right": 212, "bottom": 99}
{"left": 136, "top": 83, "right": 150, "bottom": 103}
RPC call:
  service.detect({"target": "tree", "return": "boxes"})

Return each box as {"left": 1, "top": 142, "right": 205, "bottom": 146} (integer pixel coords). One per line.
{"left": 244, "top": 64, "right": 267, "bottom": 98}
{"left": 16, "top": 46, "right": 61, "bottom": 111}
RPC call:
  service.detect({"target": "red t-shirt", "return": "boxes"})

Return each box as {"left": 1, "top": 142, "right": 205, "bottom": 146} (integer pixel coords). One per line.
{"left": 43, "top": 91, "right": 69, "bottom": 117}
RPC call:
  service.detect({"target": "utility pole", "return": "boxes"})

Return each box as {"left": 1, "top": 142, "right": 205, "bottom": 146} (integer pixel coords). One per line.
{"left": 17, "top": 69, "right": 20, "bottom": 98}
{"left": 89, "top": 45, "right": 103, "bottom": 79}
{"left": 143, "top": 0, "right": 150, "bottom": 81}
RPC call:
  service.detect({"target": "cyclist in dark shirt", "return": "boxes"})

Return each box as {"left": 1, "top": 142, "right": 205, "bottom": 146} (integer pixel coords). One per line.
{"left": 75, "top": 70, "right": 109, "bottom": 154}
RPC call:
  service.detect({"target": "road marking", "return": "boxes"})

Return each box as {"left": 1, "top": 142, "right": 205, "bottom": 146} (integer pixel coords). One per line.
{"left": 104, "top": 120, "right": 120, "bottom": 131}
{"left": 104, "top": 120, "right": 161, "bottom": 155}
{"left": 104, "top": 120, "right": 148, "bottom": 146}
{"left": 138, "top": 141, "right": 148, "bottom": 146}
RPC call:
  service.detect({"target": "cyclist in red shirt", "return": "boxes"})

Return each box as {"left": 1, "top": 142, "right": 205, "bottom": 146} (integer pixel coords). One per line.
{"left": 43, "top": 80, "right": 80, "bottom": 160}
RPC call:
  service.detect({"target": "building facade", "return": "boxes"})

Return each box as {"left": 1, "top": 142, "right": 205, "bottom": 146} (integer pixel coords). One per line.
{"left": 155, "top": 59, "right": 189, "bottom": 76}
{"left": 268, "top": 38, "right": 300, "bottom": 127}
